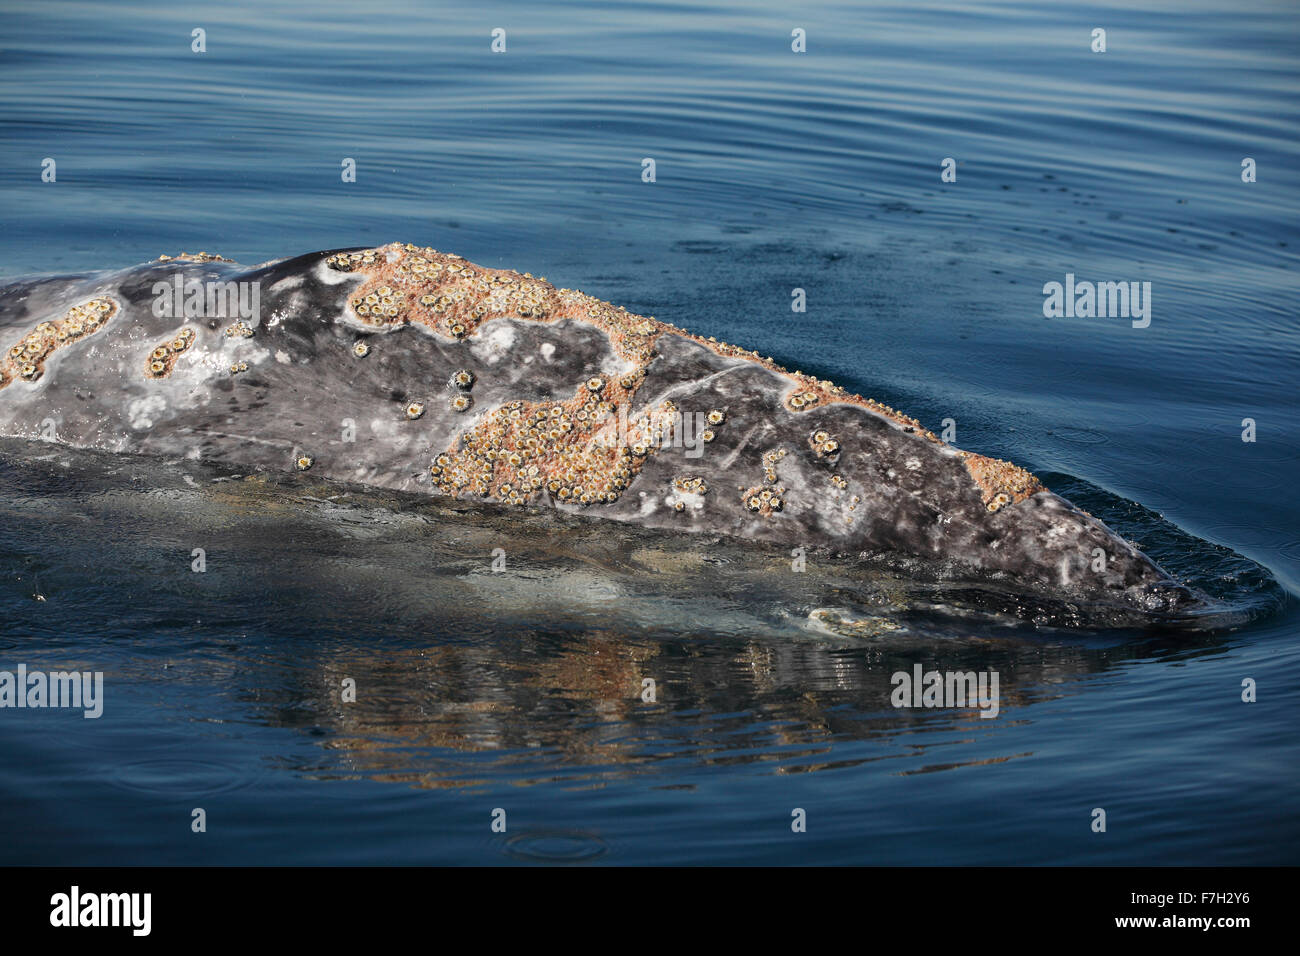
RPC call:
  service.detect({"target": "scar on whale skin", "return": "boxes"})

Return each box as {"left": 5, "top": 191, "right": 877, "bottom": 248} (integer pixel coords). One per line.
{"left": 0, "top": 297, "right": 118, "bottom": 390}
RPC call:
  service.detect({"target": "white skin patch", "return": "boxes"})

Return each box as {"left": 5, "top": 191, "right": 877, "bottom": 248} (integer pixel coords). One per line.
{"left": 672, "top": 491, "right": 705, "bottom": 512}
{"left": 540, "top": 343, "right": 556, "bottom": 362}
{"left": 470, "top": 323, "right": 517, "bottom": 365}
{"left": 314, "top": 261, "right": 361, "bottom": 287}
{"left": 127, "top": 395, "right": 167, "bottom": 430}
{"left": 275, "top": 350, "right": 291, "bottom": 364}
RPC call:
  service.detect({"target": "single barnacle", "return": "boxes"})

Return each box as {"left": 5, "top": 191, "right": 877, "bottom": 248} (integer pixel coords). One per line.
{"left": 352, "top": 341, "right": 370, "bottom": 358}
{"left": 814, "top": 430, "right": 829, "bottom": 444}
{"left": 451, "top": 369, "right": 475, "bottom": 389}
{"left": 586, "top": 376, "right": 604, "bottom": 392}
{"left": 406, "top": 402, "right": 426, "bottom": 420}
{"left": 148, "top": 360, "right": 166, "bottom": 376}
{"left": 296, "top": 455, "right": 314, "bottom": 471}
{"left": 707, "top": 410, "right": 725, "bottom": 426}
{"left": 20, "top": 363, "right": 39, "bottom": 379}
{"left": 152, "top": 347, "right": 169, "bottom": 360}
{"left": 451, "top": 394, "right": 473, "bottom": 412}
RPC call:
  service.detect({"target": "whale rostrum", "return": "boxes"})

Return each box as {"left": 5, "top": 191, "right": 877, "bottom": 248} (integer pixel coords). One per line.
{"left": 0, "top": 242, "right": 1199, "bottom": 616}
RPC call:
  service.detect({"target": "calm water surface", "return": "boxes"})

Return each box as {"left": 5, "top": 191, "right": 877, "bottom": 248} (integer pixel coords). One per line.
{"left": 0, "top": 0, "right": 1297, "bottom": 864}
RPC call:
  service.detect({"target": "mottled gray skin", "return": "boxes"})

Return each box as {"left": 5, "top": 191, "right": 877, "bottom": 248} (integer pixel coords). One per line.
{"left": 0, "top": 248, "right": 1199, "bottom": 617}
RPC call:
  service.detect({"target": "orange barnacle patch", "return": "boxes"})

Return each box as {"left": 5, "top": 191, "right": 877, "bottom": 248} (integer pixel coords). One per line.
{"left": 428, "top": 380, "right": 679, "bottom": 508}
{"left": 0, "top": 296, "right": 119, "bottom": 389}
{"left": 327, "top": 243, "right": 666, "bottom": 366}
{"left": 960, "top": 451, "right": 1044, "bottom": 512}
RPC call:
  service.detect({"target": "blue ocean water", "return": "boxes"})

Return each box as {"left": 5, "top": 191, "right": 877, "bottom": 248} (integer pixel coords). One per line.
{"left": 0, "top": 0, "right": 1297, "bottom": 864}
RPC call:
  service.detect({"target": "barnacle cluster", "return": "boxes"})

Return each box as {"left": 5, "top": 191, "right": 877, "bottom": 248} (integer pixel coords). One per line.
{"left": 960, "top": 451, "right": 1044, "bottom": 512}
{"left": 326, "top": 243, "right": 662, "bottom": 366}
{"left": 809, "top": 429, "right": 840, "bottom": 458}
{"left": 324, "top": 249, "right": 378, "bottom": 272}
{"left": 742, "top": 485, "right": 785, "bottom": 516}
{"left": 739, "top": 447, "right": 788, "bottom": 517}
{"left": 144, "top": 326, "right": 196, "bottom": 379}
{"left": 224, "top": 321, "right": 255, "bottom": 338}
{"left": 0, "top": 297, "right": 117, "bottom": 389}
{"left": 156, "top": 251, "right": 231, "bottom": 263}
{"left": 673, "top": 475, "right": 709, "bottom": 495}
{"left": 786, "top": 388, "right": 824, "bottom": 412}
{"left": 670, "top": 475, "right": 708, "bottom": 513}
{"left": 349, "top": 284, "right": 406, "bottom": 324}
{"left": 229, "top": 362, "right": 249, "bottom": 375}
{"left": 761, "top": 447, "right": 787, "bottom": 485}
{"left": 429, "top": 387, "right": 681, "bottom": 508}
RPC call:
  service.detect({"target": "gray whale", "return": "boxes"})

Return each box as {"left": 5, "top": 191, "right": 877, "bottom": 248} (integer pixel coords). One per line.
{"left": 0, "top": 242, "right": 1200, "bottom": 617}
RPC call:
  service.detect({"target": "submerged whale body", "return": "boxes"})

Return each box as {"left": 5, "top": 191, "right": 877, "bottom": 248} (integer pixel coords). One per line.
{"left": 0, "top": 242, "right": 1202, "bottom": 618}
